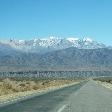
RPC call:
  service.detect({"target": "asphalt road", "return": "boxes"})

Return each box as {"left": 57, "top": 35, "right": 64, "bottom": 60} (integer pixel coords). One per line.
{"left": 62, "top": 80, "right": 112, "bottom": 112}
{"left": 0, "top": 81, "right": 85, "bottom": 112}
{"left": 1, "top": 80, "right": 112, "bottom": 112}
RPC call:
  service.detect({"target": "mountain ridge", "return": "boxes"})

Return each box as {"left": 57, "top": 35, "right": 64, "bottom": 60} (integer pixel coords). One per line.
{"left": 0, "top": 37, "right": 107, "bottom": 54}
{"left": 0, "top": 38, "right": 111, "bottom": 71}
{"left": 0, "top": 47, "right": 111, "bottom": 71}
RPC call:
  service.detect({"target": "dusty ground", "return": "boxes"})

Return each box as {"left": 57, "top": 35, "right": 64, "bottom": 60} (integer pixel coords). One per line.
{"left": 96, "top": 80, "right": 112, "bottom": 90}
{"left": 0, "top": 78, "right": 79, "bottom": 104}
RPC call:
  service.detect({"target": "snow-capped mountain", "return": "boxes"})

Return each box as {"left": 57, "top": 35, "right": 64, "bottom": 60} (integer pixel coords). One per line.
{"left": 0, "top": 37, "right": 112, "bottom": 71}
{"left": 0, "top": 37, "right": 106, "bottom": 53}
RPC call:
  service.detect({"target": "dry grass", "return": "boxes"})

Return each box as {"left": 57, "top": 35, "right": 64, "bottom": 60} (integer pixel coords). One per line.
{"left": 0, "top": 78, "right": 80, "bottom": 104}
{"left": 0, "top": 78, "right": 76, "bottom": 96}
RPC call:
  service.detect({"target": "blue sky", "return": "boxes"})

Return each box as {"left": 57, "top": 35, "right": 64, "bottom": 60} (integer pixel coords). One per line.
{"left": 0, "top": 0, "right": 112, "bottom": 45}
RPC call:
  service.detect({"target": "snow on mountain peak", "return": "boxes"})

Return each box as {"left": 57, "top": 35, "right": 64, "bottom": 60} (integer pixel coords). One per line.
{"left": 66, "top": 37, "right": 79, "bottom": 42}
{"left": 49, "top": 36, "right": 56, "bottom": 39}
{"left": 83, "top": 37, "right": 93, "bottom": 43}
{"left": 1, "top": 37, "right": 106, "bottom": 53}
{"left": 34, "top": 39, "right": 38, "bottom": 43}
{"left": 18, "top": 40, "right": 25, "bottom": 44}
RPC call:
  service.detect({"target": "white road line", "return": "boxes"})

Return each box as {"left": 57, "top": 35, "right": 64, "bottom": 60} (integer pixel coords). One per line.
{"left": 57, "top": 105, "right": 67, "bottom": 112}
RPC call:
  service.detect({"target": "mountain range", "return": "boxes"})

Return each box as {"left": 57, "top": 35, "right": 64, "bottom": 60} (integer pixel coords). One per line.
{"left": 0, "top": 37, "right": 112, "bottom": 71}
{"left": 2, "top": 37, "right": 106, "bottom": 53}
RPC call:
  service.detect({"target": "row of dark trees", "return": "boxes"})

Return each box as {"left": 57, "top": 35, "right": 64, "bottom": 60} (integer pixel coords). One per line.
{"left": 0, "top": 71, "right": 112, "bottom": 78}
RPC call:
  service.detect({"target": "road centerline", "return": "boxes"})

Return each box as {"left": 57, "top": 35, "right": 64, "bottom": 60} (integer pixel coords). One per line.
{"left": 57, "top": 104, "right": 67, "bottom": 112}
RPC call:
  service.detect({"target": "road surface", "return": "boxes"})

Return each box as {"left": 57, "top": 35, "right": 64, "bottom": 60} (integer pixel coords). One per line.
{"left": 0, "top": 81, "right": 85, "bottom": 112}
{"left": 0, "top": 80, "right": 112, "bottom": 112}
{"left": 63, "top": 80, "right": 112, "bottom": 112}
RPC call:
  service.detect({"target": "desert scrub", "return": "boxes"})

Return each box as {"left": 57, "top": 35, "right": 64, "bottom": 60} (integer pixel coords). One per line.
{"left": 0, "top": 78, "right": 76, "bottom": 96}
{"left": 0, "top": 78, "right": 37, "bottom": 95}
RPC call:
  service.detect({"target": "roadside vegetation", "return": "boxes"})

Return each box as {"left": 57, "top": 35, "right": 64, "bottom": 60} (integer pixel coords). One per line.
{"left": 0, "top": 78, "right": 78, "bottom": 96}
{"left": 0, "top": 78, "right": 81, "bottom": 104}
{"left": 95, "top": 77, "right": 112, "bottom": 90}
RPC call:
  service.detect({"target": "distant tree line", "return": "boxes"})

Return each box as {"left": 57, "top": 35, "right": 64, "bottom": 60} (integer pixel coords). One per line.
{"left": 0, "top": 71, "right": 112, "bottom": 78}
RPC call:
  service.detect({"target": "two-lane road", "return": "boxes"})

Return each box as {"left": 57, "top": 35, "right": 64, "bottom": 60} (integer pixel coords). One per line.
{"left": 1, "top": 80, "right": 112, "bottom": 112}
{"left": 0, "top": 81, "right": 85, "bottom": 112}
